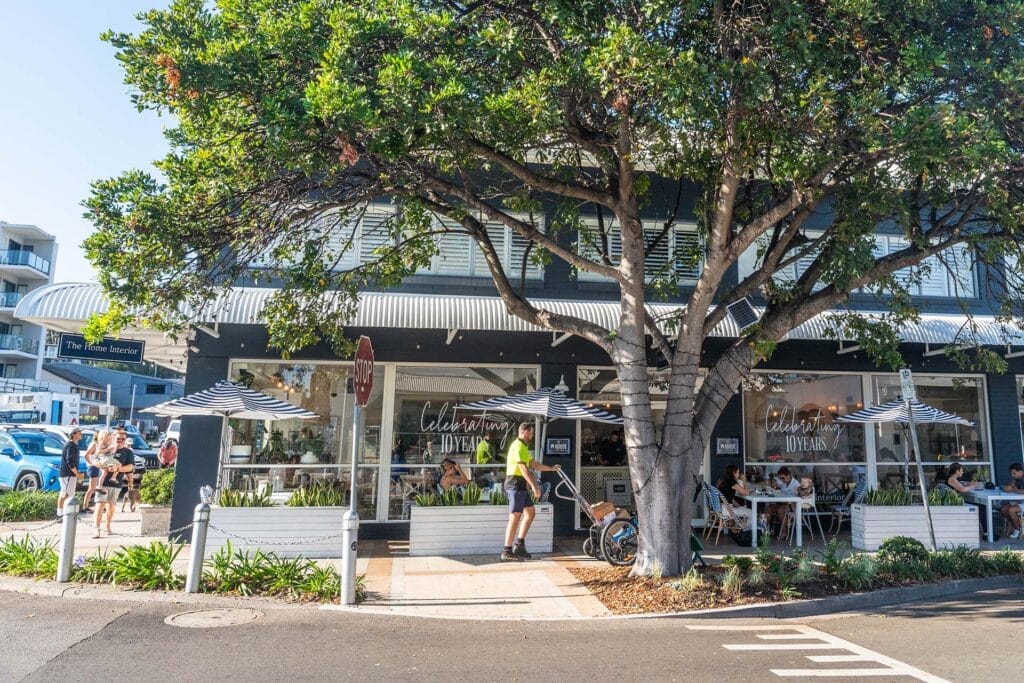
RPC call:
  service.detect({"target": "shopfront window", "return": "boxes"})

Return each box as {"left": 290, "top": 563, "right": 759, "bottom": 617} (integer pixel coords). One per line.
{"left": 872, "top": 374, "right": 990, "bottom": 489}
{"left": 742, "top": 373, "right": 866, "bottom": 495}
{"left": 221, "top": 361, "right": 383, "bottom": 519}
{"left": 388, "top": 365, "right": 539, "bottom": 520}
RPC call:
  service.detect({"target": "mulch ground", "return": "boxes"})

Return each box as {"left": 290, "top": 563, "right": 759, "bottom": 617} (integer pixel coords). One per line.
{"left": 567, "top": 564, "right": 845, "bottom": 615}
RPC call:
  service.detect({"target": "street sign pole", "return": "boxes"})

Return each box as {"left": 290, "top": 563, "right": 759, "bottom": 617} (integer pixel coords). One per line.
{"left": 900, "top": 369, "right": 937, "bottom": 551}
{"left": 342, "top": 336, "right": 374, "bottom": 605}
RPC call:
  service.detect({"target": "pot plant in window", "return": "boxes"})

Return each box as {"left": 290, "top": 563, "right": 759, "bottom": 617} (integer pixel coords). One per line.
{"left": 227, "top": 418, "right": 253, "bottom": 464}
{"left": 258, "top": 429, "right": 289, "bottom": 464}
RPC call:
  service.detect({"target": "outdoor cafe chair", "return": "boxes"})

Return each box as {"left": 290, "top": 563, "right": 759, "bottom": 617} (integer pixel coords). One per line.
{"left": 701, "top": 483, "right": 744, "bottom": 545}
{"left": 828, "top": 480, "right": 867, "bottom": 534}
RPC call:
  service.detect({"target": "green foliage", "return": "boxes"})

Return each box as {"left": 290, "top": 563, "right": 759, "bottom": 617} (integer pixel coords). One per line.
{"left": 836, "top": 553, "right": 876, "bottom": 591}
{"left": 106, "top": 542, "right": 184, "bottom": 590}
{"left": 139, "top": 469, "right": 175, "bottom": 506}
{"left": 990, "top": 548, "right": 1024, "bottom": 574}
{"left": 0, "top": 536, "right": 57, "bottom": 577}
{"left": 285, "top": 482, "right": 346, "bottom": 507}
{"left": 489, "top": 489, "right": 509, "bottom": 505}
{"left": 414, "top": 492, "right": 438, "bottom": 507}
{"left": 720, "top": 566, "right": 744, "bottom": 597}
{"left": 669, "top": 568, "right": 708, "bottom": 593}
{"left": 817, "top": 537, "right": 844, "bottom": 577}
{"left": 927, "top": 547, "right": 996, "bottom": 579}
{"left": 461, "top": 482, "right": 482, "bottom": 505}
{"left": 217, "top": 487, "right": 273, "bottom": 508}
{"left": 0, "top": 491, "right": 60, "bottom": 522}
{"left": 202, "top": 541, "right": 364, "bottom": 602}
{"left": 438, "top": 488, "right": 461, "bottom": 506}
{"left": 721, "top": 554, "right": 754, "bottom": 574}
{"left": 877, "top": 536, "right": 932, "bottom": 582}
{"left": 73, "top": 549, "right": 116, "bottom": 584}
{"left": 927, "top": 489, "right": 964, "bottom": 506}
{"left": 864, "top": 488, "right": 915, "bottom": 506}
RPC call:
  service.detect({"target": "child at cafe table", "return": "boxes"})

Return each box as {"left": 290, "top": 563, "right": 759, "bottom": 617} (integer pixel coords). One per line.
{"left": 1000, "top": 463, "right": 1024, "bottom": 540}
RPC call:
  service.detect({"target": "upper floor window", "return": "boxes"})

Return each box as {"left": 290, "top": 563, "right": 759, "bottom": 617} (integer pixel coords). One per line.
{"left": 251, "top": 204, "right": 543, "bottom": 281}
{"left": 576, "top": 220, "right": 702, "bottom": 283}
{"left": 145, "top": 383, "right": 167, "bottom": 395}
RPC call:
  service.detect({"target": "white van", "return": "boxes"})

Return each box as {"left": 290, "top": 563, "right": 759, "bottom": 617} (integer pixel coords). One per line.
{"left": 165, "top": 419, "right": 181, "bottom": 443}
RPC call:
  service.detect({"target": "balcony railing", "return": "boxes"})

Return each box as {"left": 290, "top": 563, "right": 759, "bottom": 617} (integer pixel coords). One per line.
{"left": 0, "top": 292, "right": 22, "bottom": 308}
{"left": 0, "top": 250, "right": 50, "bottom": 275}
{"left": 0, "top": 334, "right": 39, "bottom": 354}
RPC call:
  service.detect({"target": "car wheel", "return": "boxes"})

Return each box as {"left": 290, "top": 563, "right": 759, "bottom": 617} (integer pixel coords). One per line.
{"left": 14, "top": 473, "right": 41, "bottom": 491}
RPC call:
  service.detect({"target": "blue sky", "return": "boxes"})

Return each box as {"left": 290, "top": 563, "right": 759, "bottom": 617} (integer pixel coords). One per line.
{"left": 0, "top": 1, "right": 170, "bottom": 283}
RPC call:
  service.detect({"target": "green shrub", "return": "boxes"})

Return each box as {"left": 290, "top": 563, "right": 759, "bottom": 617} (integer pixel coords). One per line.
{"left": 217, "top": 487, "right": 273, "bottom": 507}
{"left": 720, "top": 566, "right": 744, "bottom": 596}
{"left": 927, "top": 489, "right": 964, "bottom": 506}
{"left": 836, "top": 553, "right": 876, "bottom": 590}
{"left": 990, "top": 548, "right": 1024, "bottom": 574}
{"left": 73, "top": 549, "right": 116, "bottom": 584}
{"left": 286, "top": 482, "right": 346, "bottom": 507}
{"left": 439, "top": 488, "right": 461, "bottom": 506}
{"left": 877, "top": 536, "right": 931, "bottom": 582}
{"left": 139, "top": 469, "right": 176, "bottom": 506}
{"left": 817, "top": 537, "right": 844, "bottom": 576}
{"left": 0, "top": 535, "right": 57, "bottom": 576}
{"left": 489, "top": 489, "right": 509, "bottom": 505}
{"left": 721, "top": 554, "right": 754, "bottom": 573}
{"left": 864, "top": 488, "right": 914, "bottom": 506}
{"left": 0, "top": 491, "right": 59, "bottom": 522}
{"left": 202, "top": 541, "right": 365, "bottom": 602}
{"left": 107, "top": 542, "right": 184, "bottom": 590}
{"left": 414, "top": 492, "right": 438, "bottom": 506}
{"left": 926, "top": 546, "right": 996, "bottom": 578}
{"left": 461, "top": 482, "right": 481, "bottom": 505}
{"left": 669, "top": 568, "right": 708, "bottom": 593}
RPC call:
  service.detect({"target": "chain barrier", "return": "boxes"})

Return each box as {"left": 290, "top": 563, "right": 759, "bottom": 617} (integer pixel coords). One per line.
{"left": 207, "top": 523, "right": 347, "bottom": 547}
{"left": 1, "top": 517, "right": 193, "bottom": 540}
{"left": 0, "top": 518, "right": 64, "bottom": 533}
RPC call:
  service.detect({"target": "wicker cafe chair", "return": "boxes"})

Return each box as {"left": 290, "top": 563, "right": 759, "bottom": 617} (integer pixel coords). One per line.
{"left": 702, "top": 483, "right": 744, "bottom": 545}
{"left": 781, "top": 487, "right": 827, "bottom": 545}
{"left": 828, "top": 480, "right": 867, "bottom": 534}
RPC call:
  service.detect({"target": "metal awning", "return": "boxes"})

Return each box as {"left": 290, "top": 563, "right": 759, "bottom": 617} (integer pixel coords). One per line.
{"left": 16, "top": 283, "right": 1024, "bottom": 370}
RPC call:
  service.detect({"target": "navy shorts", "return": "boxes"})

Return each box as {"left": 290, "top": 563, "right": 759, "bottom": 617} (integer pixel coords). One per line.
{"left": 509, "top": 490, "right": 534, "bottom": 514}
{"left": 88, "top": 466, "right": 101, "bottom": 479}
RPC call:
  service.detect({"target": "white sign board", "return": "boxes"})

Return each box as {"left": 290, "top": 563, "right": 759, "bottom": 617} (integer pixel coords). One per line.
{"left": 899, "top": 368, "right": 917, "bottom": 402}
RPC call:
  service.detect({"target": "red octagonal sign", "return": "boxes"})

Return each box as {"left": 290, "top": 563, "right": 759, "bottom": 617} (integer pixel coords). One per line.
{"left": 353, "top": 335, "right": 374, "bottom": 407}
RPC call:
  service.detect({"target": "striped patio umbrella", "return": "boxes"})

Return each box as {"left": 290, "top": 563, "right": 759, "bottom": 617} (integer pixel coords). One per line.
{"left": 835, "top": 399, "right": 973, "bottom": 426}
{"left": 142, "top": 380, "right": 318, "bottom": 421}
{"left": 457, "top": 388, "right": 623, "bottom": 424}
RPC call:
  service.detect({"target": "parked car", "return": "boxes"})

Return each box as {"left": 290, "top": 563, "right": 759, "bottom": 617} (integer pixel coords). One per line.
{"left": 165, "top": 419, "right": 181, "bottom": 444}
{"left": 0, "top": 431, "right": 60, "bottom": 492}
{"left": 9, "top": 426, "right": 149, "bottom": 487}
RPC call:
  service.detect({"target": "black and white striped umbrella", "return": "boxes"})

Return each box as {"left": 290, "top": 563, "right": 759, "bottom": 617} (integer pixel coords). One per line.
{"left": 835, "top": 399, "right": 973, "bottom": 426}
{"left": 457, "top": 388, "right": 623, "bottom": 424}
{"left": 142, "top": 380, "right": 318, "bottom": 421}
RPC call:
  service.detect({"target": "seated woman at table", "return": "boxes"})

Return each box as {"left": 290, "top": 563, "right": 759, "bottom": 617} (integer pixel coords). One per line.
{"left": 716, "top": 464, "right": 753, "bottom": 529}
{"left": 1000, "top": 463, "right": 1024, "bottom": 539}
{"left": 438, "top": 458, "right": 469, "bottom": 491}
{"left": 943, "top": 462, "right": 983, "bottom": 494}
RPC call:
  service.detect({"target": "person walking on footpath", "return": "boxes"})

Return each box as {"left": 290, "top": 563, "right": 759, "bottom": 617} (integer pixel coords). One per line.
{"left": 501, "top": 422, "right": 560, "bottom": 562}
{"left": 57, "top": 427, "right": 84, "bottom": 518}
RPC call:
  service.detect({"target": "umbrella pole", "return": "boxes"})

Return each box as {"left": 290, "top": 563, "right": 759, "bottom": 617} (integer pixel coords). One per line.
{"left": 906, "top": 402, "right": 937, "bottom": 551}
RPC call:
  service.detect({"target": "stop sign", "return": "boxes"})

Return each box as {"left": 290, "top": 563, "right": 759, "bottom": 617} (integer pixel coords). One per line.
{"left": 353, "top": 336, "right": 374, "bottom": 407}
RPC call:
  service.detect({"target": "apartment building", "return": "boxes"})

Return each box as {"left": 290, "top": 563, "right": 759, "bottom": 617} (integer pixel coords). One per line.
{"left": 0, "top": 221, "right": 55, "bottom": 384}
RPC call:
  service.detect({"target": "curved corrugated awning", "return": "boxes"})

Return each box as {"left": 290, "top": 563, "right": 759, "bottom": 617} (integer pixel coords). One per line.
{"left": 16, "top": 283, "right": 1024, "bottom": 370}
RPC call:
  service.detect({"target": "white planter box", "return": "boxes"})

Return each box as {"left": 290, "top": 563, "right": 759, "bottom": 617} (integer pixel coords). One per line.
{"left": 409, "top": 503, "right": 554, "bottom": 556}
{"left": 140, "top": 505, "right": 171, "bottom": 537}
{"left": 851, "top": 504, "right": 980, "bottom": 551}
{"left": 206, "top": 506, "right": 347, "bottom": 558}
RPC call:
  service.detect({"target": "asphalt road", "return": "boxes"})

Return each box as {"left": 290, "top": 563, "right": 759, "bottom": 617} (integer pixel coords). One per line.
{"left": 0, "top": 586, "right": 1020, "bottom": 682}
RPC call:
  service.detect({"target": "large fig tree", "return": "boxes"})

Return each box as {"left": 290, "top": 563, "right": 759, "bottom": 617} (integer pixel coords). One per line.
{"left": 85, "top": 0, "right": 1024, "bottom": 575}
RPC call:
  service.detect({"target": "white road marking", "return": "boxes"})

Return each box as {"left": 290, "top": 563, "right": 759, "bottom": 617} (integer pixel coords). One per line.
{"left": 686, "top": 624, "right": 947, "bottom": 682}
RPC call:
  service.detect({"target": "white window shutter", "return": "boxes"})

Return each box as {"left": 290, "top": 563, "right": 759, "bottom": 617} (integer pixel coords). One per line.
{"left": 644, "top": 225, "right": 671, "bottom": 281}
{"left": 358, "top": 209, "right": 394, "bottom": 264}
{"left": 672, "top": 227, "right": 702, "bottom": 280}
{"left": 578, "top": 220, "right": 621, "bottom": 282}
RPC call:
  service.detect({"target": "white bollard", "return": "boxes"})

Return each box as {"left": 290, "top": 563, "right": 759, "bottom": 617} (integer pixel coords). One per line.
{"left": 56, "top": 497, "right": 80, "bottom": 582}
{"left": 340, "top": 509, "right": 359, "bottom": 604}
{"left": 185, "top": 502, "right": 210, "bottom": 593}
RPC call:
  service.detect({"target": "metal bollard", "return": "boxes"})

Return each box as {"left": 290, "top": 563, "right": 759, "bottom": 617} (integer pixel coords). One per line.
{"left": 185, "top": 502, "right": 211, "bottom": 593}
{"left": 56, "top": 497, "right": 80, "bottom": 582}
{"left": 340, "top": 509, "right": 359, "bottom": 605}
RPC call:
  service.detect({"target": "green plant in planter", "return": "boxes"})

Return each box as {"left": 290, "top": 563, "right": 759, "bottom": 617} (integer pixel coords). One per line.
{"left": 285, "top": 482, "right": 346, "bottom": 507}
{"left": 139, "top": 469, "right": 175, "bottom": 506}
{"left": 227, "top": 418, "right": 252, "bottom": 447}
{"left": 461, "top": 482, "right": 481, "bottom": 505}
{"left": 864, "top": 488, "right": 914, "bottom": 506}
{"left": 217, "top": 487, "right": 273, "bottom": 507}
{"left": 255, "top": 429, "right": 289, "bottom": 463}
{"left": 489, "top": 490, "right": 508, "bottom": 505}
{"left": 439, "top": 488, "right": 461, "bottom": 506}
{"left": 415, "top": 492, "right": 438, "bottom": 506}
{"left": 927, "top": 488, "right": 964, "bottom": 506}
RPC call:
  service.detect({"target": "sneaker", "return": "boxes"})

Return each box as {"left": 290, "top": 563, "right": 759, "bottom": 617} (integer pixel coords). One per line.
{"left": 512, "top": 544, "right": 532, "bottom": 559}
{"left": 1011, "top": 529, "right": 1021, "bottom": 540}
{"left": 500, "top": 550, "right": 523, "bottom": 562}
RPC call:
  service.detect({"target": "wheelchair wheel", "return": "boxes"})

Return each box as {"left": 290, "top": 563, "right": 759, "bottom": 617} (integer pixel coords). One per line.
{"left": 600, "top": 518, "right": 638, "bottom": 567}
{"left": 582, "top": 537, "right": 594, "bottom": 557}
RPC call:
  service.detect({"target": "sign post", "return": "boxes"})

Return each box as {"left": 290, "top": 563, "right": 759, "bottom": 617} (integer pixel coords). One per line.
{"left": 900, "top": 368, "right": 937, "bottom": 550}
{"left": 342, "top": 336, "right": 374, "bottom": 605}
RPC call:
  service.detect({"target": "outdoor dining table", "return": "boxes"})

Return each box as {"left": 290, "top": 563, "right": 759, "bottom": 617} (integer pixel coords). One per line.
{"left": 962, "top": 488, "right": 1024, "bottom": 543}
{"left": 737, "top": 491, "right": 804, "bottom": 548}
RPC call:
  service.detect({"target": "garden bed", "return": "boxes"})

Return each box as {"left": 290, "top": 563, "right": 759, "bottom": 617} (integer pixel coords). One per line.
{"left": 567, "top": 538, "right": 1024, "bottom": 615}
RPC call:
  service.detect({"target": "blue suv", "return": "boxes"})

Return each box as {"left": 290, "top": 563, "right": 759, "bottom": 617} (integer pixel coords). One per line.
{"left": 0, "top": 431, "right": 60, "bottom": 492}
